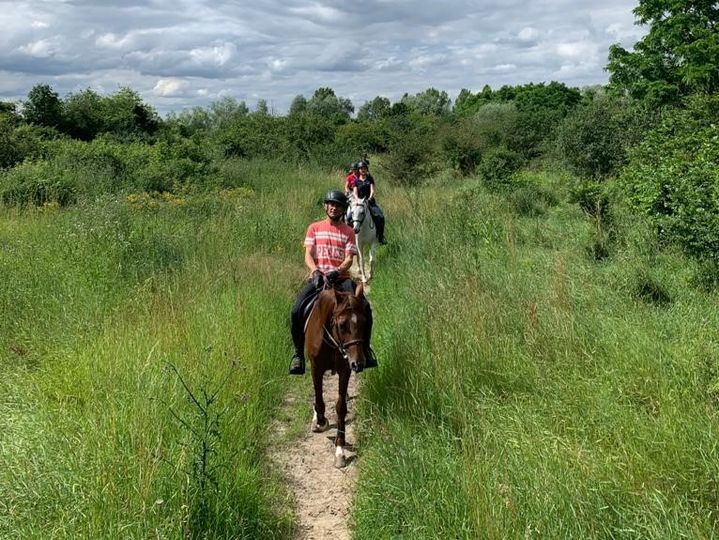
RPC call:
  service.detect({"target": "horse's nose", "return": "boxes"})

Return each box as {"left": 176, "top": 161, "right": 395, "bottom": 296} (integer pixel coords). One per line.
{"left": 353, "top": 226, "right": 360, "bottom": 234}
{"left": 351, "top": 361, "right": 363, "bottom": 373}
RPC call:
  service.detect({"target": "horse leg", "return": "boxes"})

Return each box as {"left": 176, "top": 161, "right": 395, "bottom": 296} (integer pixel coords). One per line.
{"left": 367, "top": 241, "right": 377, "bottom": 281}
{"left": 311, "top": 366, "right": 328, "bottom": 433}
{"left": 334, "top": 368, "right": 351, "bottom": 468}
{"left": 357, "top": 244, "right": 367, "bottom": 284}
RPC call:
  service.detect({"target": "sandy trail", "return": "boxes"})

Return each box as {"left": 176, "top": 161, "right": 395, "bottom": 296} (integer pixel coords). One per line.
{"left": 272, "top": 372, "right": 360, "bottom": 540}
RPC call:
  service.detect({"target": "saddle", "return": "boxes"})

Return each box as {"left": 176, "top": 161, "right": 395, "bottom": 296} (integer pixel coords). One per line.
{"left": 301, "top": 289, "right": 321, "bottom": 331}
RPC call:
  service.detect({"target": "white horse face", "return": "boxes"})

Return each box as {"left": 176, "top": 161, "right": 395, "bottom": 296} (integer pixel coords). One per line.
{"left": 350, "top": 199, "right": 368, "bottom": 234}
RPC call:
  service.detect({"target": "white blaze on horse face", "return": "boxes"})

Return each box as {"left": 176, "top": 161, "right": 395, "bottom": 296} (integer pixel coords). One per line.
{"left": 350, "top": 314, "right": 358, "bottom": 326}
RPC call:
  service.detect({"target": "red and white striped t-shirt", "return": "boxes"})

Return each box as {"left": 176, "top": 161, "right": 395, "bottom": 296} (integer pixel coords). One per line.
{"left": 304, "top": 219, "right": 358, "bottom": 276}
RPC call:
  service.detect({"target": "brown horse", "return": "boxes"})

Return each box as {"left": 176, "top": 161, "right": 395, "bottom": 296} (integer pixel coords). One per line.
{"left": 305, "top": 283, "right": 368, "bottom": 468}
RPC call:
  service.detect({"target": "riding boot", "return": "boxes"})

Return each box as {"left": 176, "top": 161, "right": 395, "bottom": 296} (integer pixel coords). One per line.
{"left": 363, "top": 301, "right": 378, "bottom": 368}
{"left": 376, "top": 217, "right": 386, "bottom": 245}
{"left": 289, "top": 352, "right": 305, "bottom": 375}
{"left": 289, "top": 319, "right": 306, "bottom": 375}
{"left": 289, "top": 281, "right": 317, "bottom": 375}
{"left": 364, "top": 346, "right": 378, "bottom": 368}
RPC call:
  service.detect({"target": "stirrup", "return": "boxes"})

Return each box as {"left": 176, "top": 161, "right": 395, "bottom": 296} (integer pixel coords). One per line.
{"left": 289, "top": 355, "right": 305, "bottom": 375}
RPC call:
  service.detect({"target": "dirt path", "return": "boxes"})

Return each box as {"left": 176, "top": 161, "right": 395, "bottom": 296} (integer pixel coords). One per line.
{"left": 272, "top": 372, "right": 360, "bottom": 540}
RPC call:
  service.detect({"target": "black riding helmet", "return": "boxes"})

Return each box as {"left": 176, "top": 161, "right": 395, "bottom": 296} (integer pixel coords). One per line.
{"left": 324, "top": 190, "right": 349, "bottom": 208}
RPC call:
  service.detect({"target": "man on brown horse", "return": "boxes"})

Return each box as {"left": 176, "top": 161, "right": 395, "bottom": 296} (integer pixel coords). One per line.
{"left": 289, "top": 190, "right": 378, "bottom": 375}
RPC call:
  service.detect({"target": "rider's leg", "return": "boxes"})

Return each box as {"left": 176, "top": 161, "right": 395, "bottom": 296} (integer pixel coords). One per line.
{"left": 370, "top": 201, "right": 386, "bottom": 244}
{"left": 289, "top": 281, "right": 319, "bottom": 374}
{"left": 345, "top": 279, "right": 377, "bottom": 369}
{"left": 363, "top": 300, "right": 378, "bottom": 368}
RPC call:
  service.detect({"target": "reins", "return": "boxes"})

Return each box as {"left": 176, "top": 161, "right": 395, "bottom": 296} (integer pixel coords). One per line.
{"left": 320, "top": 291, "right": 364, "bottom": 361}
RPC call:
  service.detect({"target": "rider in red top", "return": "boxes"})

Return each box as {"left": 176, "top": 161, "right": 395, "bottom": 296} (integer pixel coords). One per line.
{"left": 289, "top": 190, "right": 378, "bottom": 375}
{"left": 345, "top": 162, "right": 359, "bottom": 193}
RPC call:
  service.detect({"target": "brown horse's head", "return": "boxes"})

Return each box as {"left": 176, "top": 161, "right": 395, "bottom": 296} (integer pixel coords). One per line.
{"left": 331, "top": 283, "right": 367, "bottom": 373}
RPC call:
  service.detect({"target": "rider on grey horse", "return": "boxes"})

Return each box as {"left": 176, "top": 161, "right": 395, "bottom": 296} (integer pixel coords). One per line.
{"left": 352, "top": 161, "right": 386, "bottom": 245}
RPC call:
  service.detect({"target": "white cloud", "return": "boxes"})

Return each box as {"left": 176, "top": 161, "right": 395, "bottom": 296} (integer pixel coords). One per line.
{"left": 287, "top": 3, "right": 345, "bottom": 23}
{"left": 96, "top": 33, "right": 128, "bottom": 48}
{"left": 518, "top": 27, "right": 539, "bottom": 41}
{"left": 18, "top": 38, "right": 58, "bottom": 57}
{"left": 556, "top": 41, "right": 596, "bottom": 59}
{"left": 189, "top": 43, "right": 235, "bottom": 66}
{"left": 153, "top": 78, "right": 189, "bottom": 96}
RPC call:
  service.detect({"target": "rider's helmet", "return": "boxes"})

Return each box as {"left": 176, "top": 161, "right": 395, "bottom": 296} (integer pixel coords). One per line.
{"left": 324, "top": 190, "right": 349, "bottom": 208}
{"left": 357, "top": 160, "right": 368, "bottom": 170}
{"left": 350, "top": 162, "right": 359, "bottom": 171}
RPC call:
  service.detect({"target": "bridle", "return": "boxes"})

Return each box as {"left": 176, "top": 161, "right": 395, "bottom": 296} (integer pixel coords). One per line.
{"left": 351, "top": 199, "right": 374, "bottom": 232}
{"left": 322, "top": 302, "right": 364, "bottom": 361}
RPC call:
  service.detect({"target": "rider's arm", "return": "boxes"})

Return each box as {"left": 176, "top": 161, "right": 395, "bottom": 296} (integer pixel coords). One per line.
{"left": 337, "top": 251, "right": 353, "bottom": 273}
{"left": 369, "top": 183, "right": 376, "bottom": 200}
{"left": 352, "top": 185, "right": 359, "bottom": 200}
{"left": 304, "top": 246, "right": 317, "bottom": 273}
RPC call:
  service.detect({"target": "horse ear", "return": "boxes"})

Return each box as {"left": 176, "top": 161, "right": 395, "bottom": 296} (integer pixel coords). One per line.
{"left": 355, "top": 282, "right": 364, "bottom": 299}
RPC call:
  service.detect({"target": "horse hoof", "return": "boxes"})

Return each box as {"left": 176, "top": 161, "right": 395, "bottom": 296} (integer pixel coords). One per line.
{"left": 311, "top": 419, "right": 329, "bottom": 433}
{"left": 334, "top": 454, "right": 346, "bottom": 468}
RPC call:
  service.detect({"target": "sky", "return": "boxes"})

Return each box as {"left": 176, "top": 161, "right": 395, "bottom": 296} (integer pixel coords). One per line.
{"left": 0, "top": 0, "right": 645, "bottom": 116}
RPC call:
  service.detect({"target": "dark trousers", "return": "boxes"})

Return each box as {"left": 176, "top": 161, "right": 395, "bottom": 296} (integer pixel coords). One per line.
{"left": 368, "top": 200, "right": 385, "bottom": 241}
{"left": 290, "top": 278, "right": 373, "bottom": 358}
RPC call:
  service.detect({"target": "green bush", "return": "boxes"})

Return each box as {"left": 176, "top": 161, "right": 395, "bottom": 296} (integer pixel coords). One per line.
{"left": 439, "top": 121, "right": 483, "bottom": 176}
{"left": 382, "top": 128, "right": 437, "bottom": 186}
{"left": 570, "top": 179, "right": 610, "bottom": 218}
{"left": 0, "top": 160, "right": 77, "bottom": 206}
{"left": 509, "top": 184, "right": 558, "bottom": 217}
{"left": 0, "top": 136, "right": 214, "bottom": 206}
{"left": 477, "top": 147, "right": 523, "bottom": 187}
{"left": 620, "top": 95, "right": 719, "bottom": 264}
{"left": 555, "top": 95, "right": 654, "bottom": 181}
{"left": 334, "top": 120, "right": 389, "bottom": 155}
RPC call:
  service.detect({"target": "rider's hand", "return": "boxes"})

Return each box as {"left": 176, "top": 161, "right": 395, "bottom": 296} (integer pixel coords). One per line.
{"left": 311, "top": 270, "right": 324, "bottom": 289}
{"left": 325, "top": 270, "right": 341, "bottom": 285}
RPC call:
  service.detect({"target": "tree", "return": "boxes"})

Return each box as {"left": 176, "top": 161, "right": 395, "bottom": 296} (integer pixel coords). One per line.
{"left": 453, "top": 85, "right": 493, "bottom": 117}
{"left": 400, "top": 88, "right": 451, "bottom": 117}
{"left": 254, "top": 99, "right": 269, "bottom": 116}
{"left": 209, "top": 97, "right": 248, "bottom": 130}
{"left": 357, "top": 96, "right": 391, "bottom": 121}
{"left": 306, "top": 87, "right": 353, "bottom": 123}
{"left": 170, "top": 106, "right": 212, "bottom": 136}
{"left": 607, "top": 0, "right": 719, "bottom": 104}
{"left": 288, "top": 95, "right": 307, "bottom": 116}
{"left": 62, "top": 89, "right": 104, "bottom": 140}
{"left": 23, "top": 84, "right": 63, "bottom": 129}
{"left": 101, "top": 88, "right": 159, "bottom": 139}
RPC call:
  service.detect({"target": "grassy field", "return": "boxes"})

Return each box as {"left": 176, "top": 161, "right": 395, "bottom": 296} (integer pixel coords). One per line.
{"left": 353, "top": 171, "right": 719, "bottom": 538}
{"left": 1, "top": 160, "right": 718, "bottom": 538}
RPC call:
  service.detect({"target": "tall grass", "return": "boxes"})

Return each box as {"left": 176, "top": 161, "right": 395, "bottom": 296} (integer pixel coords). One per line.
{"left": 352, "top": 170, "right": 719, "bottom": 538}
{"left": 0, "top": 161, "right": 333, "bottom": 538}
{"left": 2, "top": 158, "right": 718, "bottom": 538}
